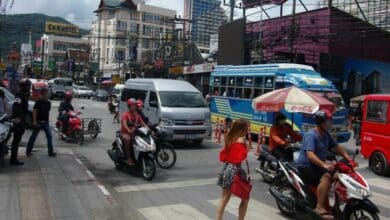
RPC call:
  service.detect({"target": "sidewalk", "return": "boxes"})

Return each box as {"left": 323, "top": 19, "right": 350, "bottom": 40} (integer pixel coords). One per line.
{"left": 0, "top": 147, "right": 116, "bottom": 220}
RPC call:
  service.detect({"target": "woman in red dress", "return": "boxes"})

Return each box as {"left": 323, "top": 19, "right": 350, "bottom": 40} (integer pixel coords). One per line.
{"left": 216, "top": 119, "right": 250, "bottom": 220}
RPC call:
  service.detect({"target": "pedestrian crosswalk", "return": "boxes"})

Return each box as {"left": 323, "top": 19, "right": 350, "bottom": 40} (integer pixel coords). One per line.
{"left": 138, "top": 204, "right": 212, "bottom": 220}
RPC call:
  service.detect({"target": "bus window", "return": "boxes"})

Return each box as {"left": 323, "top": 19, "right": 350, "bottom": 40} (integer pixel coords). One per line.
{"left": 275, "top": 82, "right": 284, "bottom": 90}
{"left": 254, "top": 88, "right": 263, "bottom": 97}
{"left": 228, "top": 87, "right": 235, "bottom": 97}
{"left": 264, "top": 77, "right": 274, "bottom": 88}
{"left": 220, "top": 87, "right": 226, "bottom": 96}
{"left": 254, "top": 77, "right": 264, "bottom": 88}
{"left": 237, "top": 77, "right": 243, "bottom": 87}
{"left": 228, "top": 77, "right": 236, "bottom": 87}
{"left": 236, "top": 88, "right": 242, "bottom": 98}
{"left": 214, "top": 77, "right": 220, "bottom": 86}
{"left": 221, "top": 77, "right": 227, "bottom": 86}
{"left": 243, "top": 88, "right": 253, "bottom": 99}
{"left": 244, "top": 77, "right": 253, "bottom": 87}
{"left": 213, "top": 87, "right": 220, "bottom": 95}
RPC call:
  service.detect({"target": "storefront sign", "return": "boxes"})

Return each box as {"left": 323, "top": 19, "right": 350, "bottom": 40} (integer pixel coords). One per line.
{"left": 45, "top": 21, "right": 80, "bottom": 36}
{"left": 183, "top": 63, "right": 216, "bottom": 74}
{"left": 169, "top": 66, "right": 183, "bottom": 74}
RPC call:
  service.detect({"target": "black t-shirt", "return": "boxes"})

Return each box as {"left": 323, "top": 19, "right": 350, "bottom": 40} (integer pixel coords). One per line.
{"left": 59, "top": 101, "right": 74, "bottom": 113}
{"left": 34, "top": 100, "right": 51, "bottom": 122}
{"left": 12, "top": 92, "right": 29, "bottom": 121}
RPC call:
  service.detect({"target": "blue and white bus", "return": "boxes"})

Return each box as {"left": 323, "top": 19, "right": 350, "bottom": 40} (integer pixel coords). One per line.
{"left": 210, "top": 63, "right": 351, "bottom": 143}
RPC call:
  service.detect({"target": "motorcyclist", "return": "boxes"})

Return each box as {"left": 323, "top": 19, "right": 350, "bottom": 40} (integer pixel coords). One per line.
{"left": 10, "top": 78, "right": 31, "bottom": 165}
{"left": 269, "top": 113, "right": 302, "bottom": 161}
{"left": 136, "top": 99, "right": 149, "bottom": 124}
{"left": 121, "top": 98, "right": 147, "bottom": 166}
{"left": 296, "top": 110, "right": 351, "bottom": 219}
{"left": 58, "top": 91, "right": 74, "bottom": 135}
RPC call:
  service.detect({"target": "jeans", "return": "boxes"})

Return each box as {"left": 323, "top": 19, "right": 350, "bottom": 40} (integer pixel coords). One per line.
{"left": 10, "top": 122, "right": 25, "bottom": 162}
{"left": 26, "top": 122, "right": 54, "bottom": 155}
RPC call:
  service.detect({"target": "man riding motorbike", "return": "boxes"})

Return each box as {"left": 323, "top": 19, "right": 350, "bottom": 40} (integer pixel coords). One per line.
{"left": 121, "top": 98, "right": 147, "bottom": 166}
{"left": 136, "top": 99, "right": 149, "bottom": 124}
{"left": 295, "top": 110, "right": 352, "bottom": 219}
{"left": 269, "top": 113, "right": 302, "bottom": 161}
{"left": 58, "top": 91, "right": 74, "bottom": 135}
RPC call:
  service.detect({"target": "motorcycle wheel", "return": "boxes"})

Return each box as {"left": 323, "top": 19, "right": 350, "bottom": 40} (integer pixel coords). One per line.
{"left": 141, "top": 157, "right": 156, "bottom": 181}
{"left": 156, "top": 144, "right": 177, "bottom": 169}
{"left": 88, "top": 120, "right": 100, "bottom": 139}
{"left": 276, "top": 185, "right": 297, "bottom": 217}
{"left": 344, "top": 204, "right": 379, "bottom": 220}
{"left": 260, "top": 161, "right": 274, "bottom": 183}
{"left": 74, "top": 130, "right": 84, "bottom": 145}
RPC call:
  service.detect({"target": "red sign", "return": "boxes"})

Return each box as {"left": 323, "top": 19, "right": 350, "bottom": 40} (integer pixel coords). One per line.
{"left": 242, "top": 0, "right": 287, "bottom": 8}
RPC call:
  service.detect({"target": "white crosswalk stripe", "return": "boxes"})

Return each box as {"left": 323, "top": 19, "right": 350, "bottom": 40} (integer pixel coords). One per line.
{"left": 209, "top": 197, "right": 285, "bottom": 220}
{"left": 368, "top": 178, "right": 390, "bottom": 191}
{"left": 138, "top": 204, "right": 212, "bottom": 220}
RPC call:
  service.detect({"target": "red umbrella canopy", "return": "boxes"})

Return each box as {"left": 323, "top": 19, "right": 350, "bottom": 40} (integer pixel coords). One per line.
{"left": 252, "top": 87, "right": 335, "bottom": 114}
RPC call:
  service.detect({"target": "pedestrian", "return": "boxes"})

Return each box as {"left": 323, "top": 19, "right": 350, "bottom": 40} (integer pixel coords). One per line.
{"left": 25, "top": 89, "right": 56, "bottom": 157}
{"left": 112, "top": 95, "right": 119, "bottom": 124}
{"left": 216, "top": 119, "right": 250, "bottom": 220}
{"left": 10, "top": 78, "right": 31, "bottom": 165}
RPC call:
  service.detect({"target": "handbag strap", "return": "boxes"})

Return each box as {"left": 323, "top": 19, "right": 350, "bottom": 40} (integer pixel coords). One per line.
{"left": 245, "top": 160, "right": 250, "bottom": 176}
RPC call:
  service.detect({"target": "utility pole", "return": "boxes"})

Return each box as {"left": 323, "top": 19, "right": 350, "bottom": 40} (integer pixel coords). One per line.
{"left": 229, "top": 0, "right": 235, "bottom": 22}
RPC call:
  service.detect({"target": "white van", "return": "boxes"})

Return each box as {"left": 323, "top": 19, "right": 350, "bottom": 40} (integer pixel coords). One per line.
{"left": 120, "top": 79, "right": 212, "bottom": 144}
{"left": 113, "top": 84, "right": 124, "bottom": 97}
{"left": 48, "top": 78, "right": 73, "bottom": 99}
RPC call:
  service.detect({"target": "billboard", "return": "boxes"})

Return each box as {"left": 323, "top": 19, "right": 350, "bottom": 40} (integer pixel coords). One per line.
{"left": 218, "top": 18, "right": 246, "bottom": 65}
{"left": 45, "top": 21, "right": 80, "bottom": 36}
{"left": 242, "top": 0, "right": 287, "bottom": 8}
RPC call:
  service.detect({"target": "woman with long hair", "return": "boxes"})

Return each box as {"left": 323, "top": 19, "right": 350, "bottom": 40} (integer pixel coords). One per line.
{"left": 216, "top": 119, "right": 250, "bottom": 220}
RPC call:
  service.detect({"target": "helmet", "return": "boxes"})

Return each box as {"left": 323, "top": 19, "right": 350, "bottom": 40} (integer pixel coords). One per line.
{"left": 65, "top": 91, "right": 73, "bottom": 100}
{"left": 19, "top": 78, "right": 32, "bottom": 92}
{"left": 136, "top": 99, "right": 144, "bottom": 108}
{"left": 314, "top": 109, "right": 332, "bottom": 125}
{"left": 127, "top": 98, "right": 137, "bottom": 107}
{"left": 274, "top": 112, "right": 287, "bottom": 124}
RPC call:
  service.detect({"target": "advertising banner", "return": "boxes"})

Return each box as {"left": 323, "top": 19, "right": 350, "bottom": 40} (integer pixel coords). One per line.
{"left": 45, "top": 21, "right": 80, "bottom": 36}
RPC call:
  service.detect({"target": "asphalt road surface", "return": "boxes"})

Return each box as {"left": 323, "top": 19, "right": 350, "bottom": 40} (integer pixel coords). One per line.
{"left": 22, "top": 98, "right": 390, "bottom": 219}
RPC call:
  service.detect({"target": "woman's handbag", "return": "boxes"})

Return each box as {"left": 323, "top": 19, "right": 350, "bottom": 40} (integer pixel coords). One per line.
{"left": 230, "top": 160, "right": 252, "bottom": 200}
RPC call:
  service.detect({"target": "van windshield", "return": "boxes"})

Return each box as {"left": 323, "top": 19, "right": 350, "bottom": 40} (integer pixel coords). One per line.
{"left": 313, "top": 91, "right": 346, "bottom": 111}
{"left": 159, "top": 91, "right": 206, "bottom": 108}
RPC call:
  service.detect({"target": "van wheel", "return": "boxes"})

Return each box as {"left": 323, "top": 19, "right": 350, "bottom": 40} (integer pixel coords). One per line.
{"left": 370, "top": 152, "right": 390, "bottom": 176}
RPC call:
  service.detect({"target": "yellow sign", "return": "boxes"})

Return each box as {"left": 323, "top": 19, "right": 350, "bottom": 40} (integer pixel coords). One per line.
{"left": 111, "top": 75, "right": 122, "bottom": 84}
{"left": 45, "top": 21, "right": 80, "bottom": 36}
{"left": 169, "top": 66, "right": 183, "bottom": 74}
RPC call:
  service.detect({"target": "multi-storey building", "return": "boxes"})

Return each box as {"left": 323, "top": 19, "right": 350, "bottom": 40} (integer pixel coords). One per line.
{"left": 91, "top": 0, "right": 176, "bottom": 75}
{"left": 184, "top": 0, "right": 226, "bottom": 53}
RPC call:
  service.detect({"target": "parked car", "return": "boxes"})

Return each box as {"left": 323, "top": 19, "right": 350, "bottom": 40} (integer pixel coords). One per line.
{"left": 0, "top": 87, "right": 34, "bottom": 128}
{"left": 73, "top": 86, "right": 93, "bottom": 98}
{"left": 360, "top": 94, "right": 390, "bottom": 176}
{"left": 93, "top": 89, "right": 109, "bottom": 102}
{"left": 48, "top": 78, "right": 73, "bottom": 99}
{"left": 120, "top": 79, "right": 212, "bottom": 145}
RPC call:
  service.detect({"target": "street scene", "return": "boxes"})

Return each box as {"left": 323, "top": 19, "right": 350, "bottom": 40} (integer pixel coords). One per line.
{"left": 0, "top": 0, "right": 389, "bottom": 220}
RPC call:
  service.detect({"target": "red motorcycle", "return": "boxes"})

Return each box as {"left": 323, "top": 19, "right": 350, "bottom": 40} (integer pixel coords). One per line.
{"left": 56, "top": 110, "right": 84, "bottom": 145}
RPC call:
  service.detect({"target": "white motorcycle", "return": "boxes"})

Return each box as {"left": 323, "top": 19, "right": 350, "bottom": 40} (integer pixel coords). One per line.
{"left": 107, "top": 127, "right": 157, "bottom": 181}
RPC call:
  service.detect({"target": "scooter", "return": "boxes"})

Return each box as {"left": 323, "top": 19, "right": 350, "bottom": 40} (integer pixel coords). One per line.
{"left": 269, "top": 150, "right": 379, "bottom": 220}
{"left": 256, "top": 143, "right": 300, "bottom": 183}
{"left": 56, "top": 108, "right": 84, "bottom": 145}
{"left": 0, "top": 114, "right": 11, "bottom": 167}
{"left": 152, "top": 125, "right": 176, "bottom": 169}
{"left": 107, "top": 127, "right": 157, "bottom": 181}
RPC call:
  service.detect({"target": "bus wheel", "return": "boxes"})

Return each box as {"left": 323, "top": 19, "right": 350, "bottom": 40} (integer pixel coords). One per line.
{"left": 370, "top": 152, "right": 390, "bottom": 176}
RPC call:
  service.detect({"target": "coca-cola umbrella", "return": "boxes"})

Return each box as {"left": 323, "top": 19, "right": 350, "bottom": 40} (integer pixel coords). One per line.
{"left": 252, "top": 86, "right": 335, "bottom": 114}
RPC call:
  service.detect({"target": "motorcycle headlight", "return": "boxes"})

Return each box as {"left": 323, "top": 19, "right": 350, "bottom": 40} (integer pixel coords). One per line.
{"left": 160, "top": 118, "right": 174, "bottom": 126}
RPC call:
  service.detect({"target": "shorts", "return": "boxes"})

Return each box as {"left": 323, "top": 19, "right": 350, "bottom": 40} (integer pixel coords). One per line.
{"left": 298, "top": 166, "right": 326, "bottom": 186}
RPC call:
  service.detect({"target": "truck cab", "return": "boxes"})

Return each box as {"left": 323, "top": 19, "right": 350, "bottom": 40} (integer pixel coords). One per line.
{"left": 360, "top": 94, "right": 390, "bottom": 176}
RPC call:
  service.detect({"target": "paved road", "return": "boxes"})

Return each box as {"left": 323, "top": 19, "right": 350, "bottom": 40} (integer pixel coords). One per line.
{"left": 6, "top": 98, "right": 390, "bottom": 220}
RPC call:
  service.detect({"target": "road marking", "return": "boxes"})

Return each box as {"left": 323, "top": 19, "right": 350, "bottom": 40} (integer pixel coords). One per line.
{"left": 209, "top": 197, "right": 284, "bottom": 220}
{"left": 75, "top": 158, "right": 84, "bottom": 166}
{"left": 114, "top": 176, "right": 261, "bottom": 193}
{"left": 368, "top": 178, "right": 390, "bottom": 191}
{"left": 97, "top": 184, "right": 111, "bottom": 196}
{"left": 138, "top": 204, "right": 211, "bottom": 220}
{"left": 85, "top": 170, "right": 96, "bottom": 180}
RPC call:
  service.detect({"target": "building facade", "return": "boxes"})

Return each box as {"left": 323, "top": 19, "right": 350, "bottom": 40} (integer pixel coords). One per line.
{"left": 184, "top": 0, "right": 226, "bottom": 53}
{"left": 91, "top": 0, "right": 176, "bottom": 75}
{"left": 38, "top": 34, "right": 89, "bottom": 75}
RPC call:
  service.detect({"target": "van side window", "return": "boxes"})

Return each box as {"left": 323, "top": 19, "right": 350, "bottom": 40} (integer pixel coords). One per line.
{"left": 366, "top": 101, "right": 388, "bottom": 123}
{"left": 149, "top": 92, "right": 158, "bottom": 108}
{"left": 121, "top": 89, "right": 147, "bottom": 102}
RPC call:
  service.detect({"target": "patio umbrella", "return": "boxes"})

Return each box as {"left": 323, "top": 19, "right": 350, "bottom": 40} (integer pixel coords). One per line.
{"left": 252, "top": 86, "right": 335, "bottom": 114}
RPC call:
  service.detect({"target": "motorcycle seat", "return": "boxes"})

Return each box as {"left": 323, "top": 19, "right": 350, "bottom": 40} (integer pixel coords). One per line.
{"left": 285, "top": 162, "right": 299, "bottom": 174}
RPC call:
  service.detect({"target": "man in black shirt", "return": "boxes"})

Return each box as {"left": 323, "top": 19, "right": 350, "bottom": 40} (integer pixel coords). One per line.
{"left": 26, "top": 89, "right": 55, "bottom": 157}
{"left": 58, "top": 91, "right": 74, "bottom": 135}
{"left": 10, "top": 79, "right": 31, "bottom": 165}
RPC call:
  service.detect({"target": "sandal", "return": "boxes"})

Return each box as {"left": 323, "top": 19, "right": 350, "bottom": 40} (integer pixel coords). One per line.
{"left": 314, "top": 209, "right": 334, "bottom": 220}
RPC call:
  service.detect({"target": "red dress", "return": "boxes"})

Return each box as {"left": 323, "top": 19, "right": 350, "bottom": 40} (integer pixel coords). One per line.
{"left": 219, "top": 142, "right": 248, "bottom": 164}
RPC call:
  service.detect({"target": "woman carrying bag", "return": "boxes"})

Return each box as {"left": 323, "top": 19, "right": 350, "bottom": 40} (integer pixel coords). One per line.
{"left": 216, "top": 119, "right": 252, "bottom": 220}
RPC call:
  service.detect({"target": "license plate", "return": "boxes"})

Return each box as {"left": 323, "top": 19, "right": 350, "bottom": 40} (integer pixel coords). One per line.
{"left": 185, "top": 134, "right": 196, "bottom": 140}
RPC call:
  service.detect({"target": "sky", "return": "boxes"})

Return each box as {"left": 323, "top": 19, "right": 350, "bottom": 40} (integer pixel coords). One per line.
{"left": 7, "top": 0, "right": 318, "bottom": 29}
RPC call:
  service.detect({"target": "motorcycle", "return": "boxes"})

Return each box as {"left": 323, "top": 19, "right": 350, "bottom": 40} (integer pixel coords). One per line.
{"left": 56, "top": 109, "right": 84, "bottom": 145}
{"left": 152, "top": 125, "right": 176, "bottom": 169}
{"left": 107, "top": 127, "right": 157, "bottom": 181}
{"left": 0, "top": 114, "right": 11, "bottom": 167}
{"left": 256, "top": 143, "right": 300, "bottom": 183}
{"left": 269, "top": 150, "right": 380, "bottom": 220}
